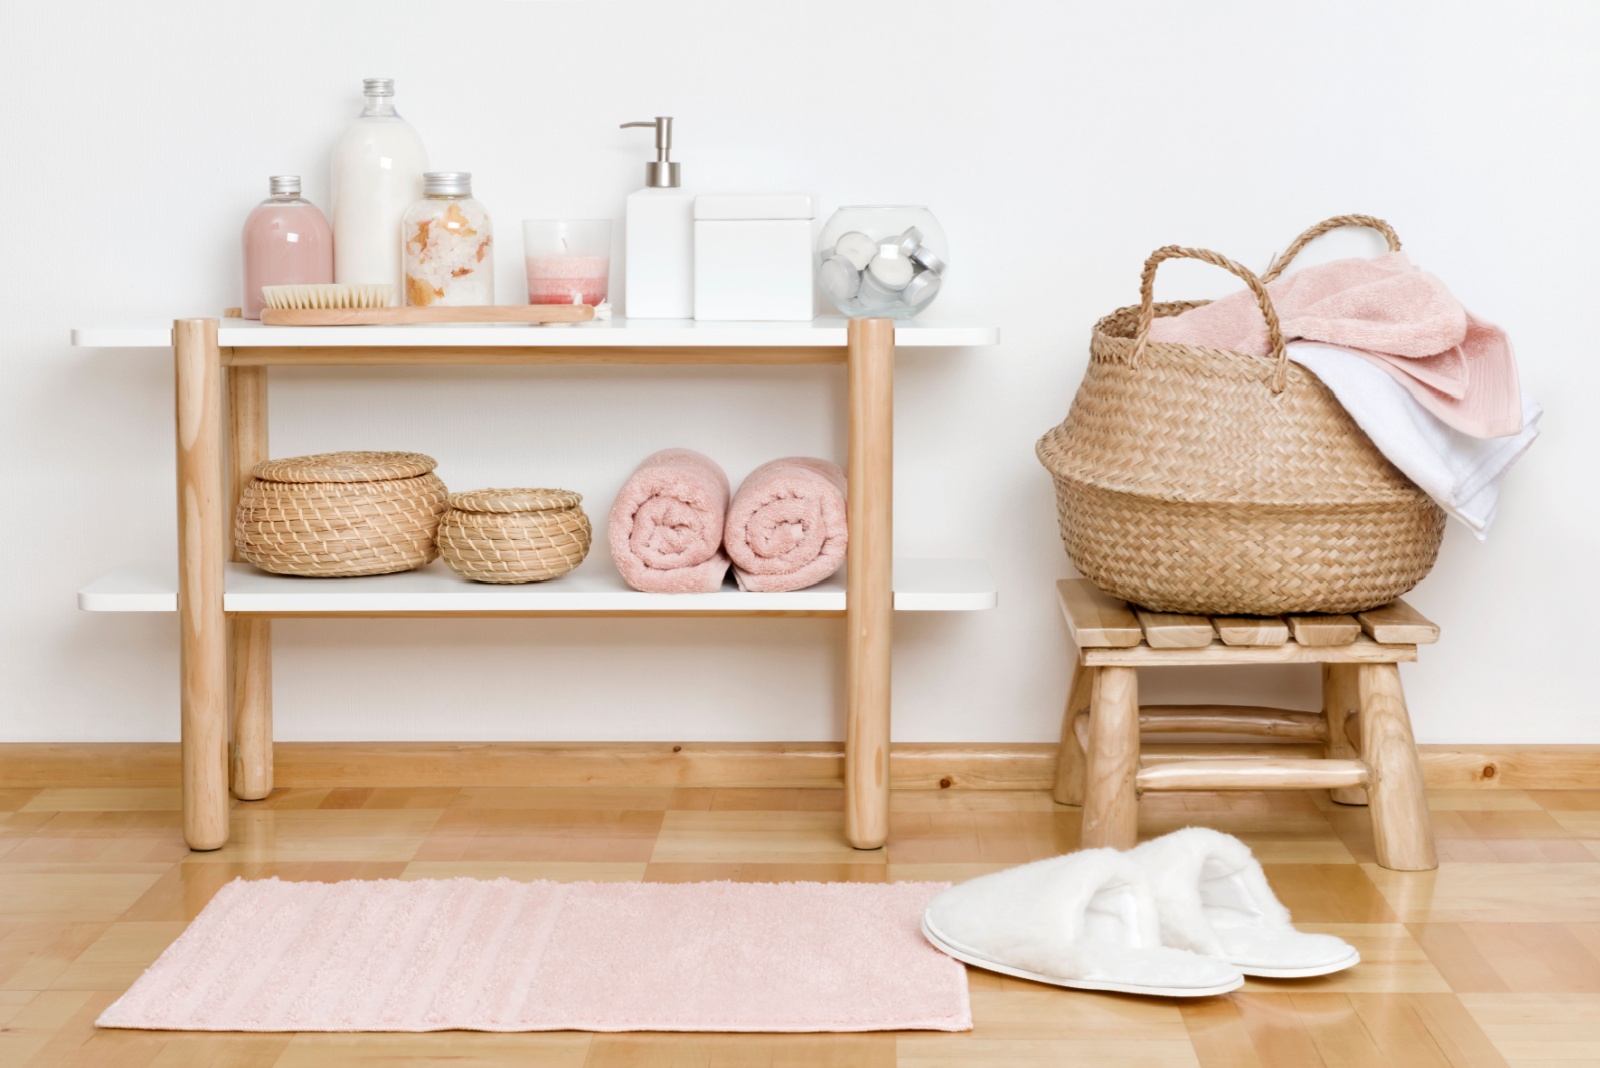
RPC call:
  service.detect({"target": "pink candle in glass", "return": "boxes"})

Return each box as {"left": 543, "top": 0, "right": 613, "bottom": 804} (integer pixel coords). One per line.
{"left": 522, "top": 219, "right": 611, "bottom": 307}
{"left": 525, "top": 254, "right": 610, "bottom": 305}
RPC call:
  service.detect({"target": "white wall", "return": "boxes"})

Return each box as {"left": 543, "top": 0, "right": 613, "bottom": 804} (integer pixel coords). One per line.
{"left": 2, "top": 0, "right": 1595, "bottom": 746}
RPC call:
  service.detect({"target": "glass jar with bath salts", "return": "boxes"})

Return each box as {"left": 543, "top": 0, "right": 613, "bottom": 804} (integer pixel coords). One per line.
{"left": 402, "top": 172, "right": 494, "bottom": 306}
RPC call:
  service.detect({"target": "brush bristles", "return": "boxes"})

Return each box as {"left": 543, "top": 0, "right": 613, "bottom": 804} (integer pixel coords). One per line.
{"left": 262, "top": 284, "right": 395, "bottom": 310}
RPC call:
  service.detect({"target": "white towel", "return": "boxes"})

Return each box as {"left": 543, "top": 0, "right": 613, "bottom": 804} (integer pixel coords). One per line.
{"left": 1288, "top": 342, "right": 1541, "bottom": 539}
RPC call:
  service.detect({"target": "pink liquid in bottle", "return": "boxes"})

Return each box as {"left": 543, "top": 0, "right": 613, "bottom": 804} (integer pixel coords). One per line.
{"left": 242, "top": 177, "right": 334, "bottom": 319}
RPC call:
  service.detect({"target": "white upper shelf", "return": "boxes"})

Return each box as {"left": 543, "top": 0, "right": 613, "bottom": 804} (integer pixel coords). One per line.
{"left": 71, "top": 317, "right": 1000, "bottom": 350}
{"left": 79, "top": 558, "right": 997, "bottom": 614}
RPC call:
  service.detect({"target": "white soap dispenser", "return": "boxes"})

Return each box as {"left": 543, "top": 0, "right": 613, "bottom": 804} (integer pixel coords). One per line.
{"left": 620, "top": 116, "right": 694, "bottom": 319}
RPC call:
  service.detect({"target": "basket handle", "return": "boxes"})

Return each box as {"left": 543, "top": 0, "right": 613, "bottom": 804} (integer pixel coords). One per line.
{"left": 1260, "top": 214, "right": 1402, "bottom": 283}
{"left": 1131, "top": 246, "right": 1290, "bottom": 393}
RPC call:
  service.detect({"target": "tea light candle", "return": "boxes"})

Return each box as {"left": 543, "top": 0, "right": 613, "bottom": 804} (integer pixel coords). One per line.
{"left": 866, "top": 247, "right": 914, "bottom": 290}
{"left": 832, "top": 231, "right": 878, "bottom": 270}
{"left": 819, "top": 255, "right": 861, "bottom": 302}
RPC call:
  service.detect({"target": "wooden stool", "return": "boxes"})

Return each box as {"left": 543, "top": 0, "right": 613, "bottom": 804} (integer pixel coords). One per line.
{"left": 1052, "top": 579, "right": 1439, "bottom": 871}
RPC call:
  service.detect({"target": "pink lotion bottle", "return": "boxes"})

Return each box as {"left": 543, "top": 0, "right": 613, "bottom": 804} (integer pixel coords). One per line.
{"left": 241, "top": 176, "right": 334, "bottom": 319}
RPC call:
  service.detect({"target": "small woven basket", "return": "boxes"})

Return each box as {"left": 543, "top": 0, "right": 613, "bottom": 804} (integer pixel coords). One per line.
{"left": 235, "top": 451, "right": 449, "bottom": 577}
{"left": 1036, "top": 216, "right": 1446, "bottom": 616}
{"left": 437, "top": 488, "right": 592, "bottom": 584}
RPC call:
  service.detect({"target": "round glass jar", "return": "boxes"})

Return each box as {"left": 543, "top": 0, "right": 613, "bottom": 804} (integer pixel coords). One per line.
{"left": 402, "top": 172, "right": 494, "bottom": 306}
{"left": 816, "top": 206, "right": 948, "bottom": 319}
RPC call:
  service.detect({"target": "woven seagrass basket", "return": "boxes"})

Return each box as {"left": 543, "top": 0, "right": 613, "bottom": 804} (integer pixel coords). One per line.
{"left": 235, "top": 451, "right": 450, "bottom": 577}
{"left": 437, "top": 488, "right": 592, "bottom": 584}
{"left": 1036, "top": 216, "right": 1446, "bottom": 616}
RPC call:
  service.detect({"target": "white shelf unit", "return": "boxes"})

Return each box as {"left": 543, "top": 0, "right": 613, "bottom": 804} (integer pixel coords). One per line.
{"left": 72, "top": 315, "right": 1000, "bottom": 852}
{"left": 70, "top": 316, "right": 998, "bottom": 352}
{"left": 79, "top": 559, "right": 998, "bottom": 615}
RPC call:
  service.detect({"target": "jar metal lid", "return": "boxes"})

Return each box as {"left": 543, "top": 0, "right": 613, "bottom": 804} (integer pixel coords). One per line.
{"left": 363, "top": 77, "right": 395, "bottom": 96}
{"left": 269, "top": 175, "right": 301, "bottom": 197}
{"left": 424, "top": 172, "right": 473, "bottom": 196}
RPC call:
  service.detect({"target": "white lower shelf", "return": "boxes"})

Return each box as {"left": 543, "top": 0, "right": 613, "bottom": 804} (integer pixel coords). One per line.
{"left": 78, "top": 558, "right": 997, "bottom": 615}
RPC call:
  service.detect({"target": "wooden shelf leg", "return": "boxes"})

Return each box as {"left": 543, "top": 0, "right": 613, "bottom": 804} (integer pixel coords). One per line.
{"left": 227, "top": 365, "right": 272, "bottom": 801}
{"left": 1358, "top": 662, "right": 1437, "bottom": 871}
{"left": 1322, "top": 664, "right": 1368, "bottom": 806}
{"left": 175, "top": 319, "right": 229, "bottom": 850}
{"left": 845, "top": 318, "right": 894, "bottom": 850}
{"left": 229, "top": 619, "right": 272, "bottom": 800}
{"left": 1081, "top": 665, "right": 1139, "bottom": 849}
{"left": 1052, "top": 660, "right": 1096, "bottom": 806}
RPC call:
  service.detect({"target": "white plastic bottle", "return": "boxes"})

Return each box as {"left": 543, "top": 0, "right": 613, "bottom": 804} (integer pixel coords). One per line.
{"left": 620, "top": 117, "right": 694, "bottom": 318}
{"left": 331, "top": 78, "right": 429, "bottom": 300}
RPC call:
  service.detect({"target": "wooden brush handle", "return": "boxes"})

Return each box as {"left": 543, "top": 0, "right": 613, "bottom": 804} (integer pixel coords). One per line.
{"left": 261, "top": 305, "right": 596, "bottom": 326}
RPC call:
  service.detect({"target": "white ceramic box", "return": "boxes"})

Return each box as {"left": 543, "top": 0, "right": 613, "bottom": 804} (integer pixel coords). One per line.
{"left": 693, "top": 193, "right": 817, "bottom": 321}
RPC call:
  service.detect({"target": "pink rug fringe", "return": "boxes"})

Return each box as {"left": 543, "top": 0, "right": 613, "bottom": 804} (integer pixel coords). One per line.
{"left": 98, "top": 878, "right": 971, "bottom": 1033}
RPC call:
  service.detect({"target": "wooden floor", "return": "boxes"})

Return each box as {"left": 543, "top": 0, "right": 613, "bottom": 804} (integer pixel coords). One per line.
{"left": 3, "top": 784, "right": 1600, "bottom": 1066}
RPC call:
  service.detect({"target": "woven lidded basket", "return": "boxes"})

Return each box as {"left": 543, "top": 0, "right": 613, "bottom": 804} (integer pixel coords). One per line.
{"left": 437, "top": 488, "right": 592, "bottom": 584}
{"left": 235, "top": 451, "right": 449, "bottom": 577}
{"left": 1036, "top": 216, "right": 1446, "bottom": 616}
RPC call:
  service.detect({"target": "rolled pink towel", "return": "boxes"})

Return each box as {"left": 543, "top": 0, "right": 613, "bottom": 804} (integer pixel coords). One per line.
{"left": 608, "top": 449, "right": 731, "bottom": 593}
{"left": 725, "top": 458, "right": 848, "bottom": 593}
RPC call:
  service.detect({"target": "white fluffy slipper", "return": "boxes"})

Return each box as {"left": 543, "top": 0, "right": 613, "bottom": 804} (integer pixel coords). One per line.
{"left": 921, "top": 848, "right": 1243, "bottom": 997}
{"left": 1128, "top": 827, "right": 1360, "bottom": 978}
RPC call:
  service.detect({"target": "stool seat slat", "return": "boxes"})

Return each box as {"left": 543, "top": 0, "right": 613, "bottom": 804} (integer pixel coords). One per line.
{"left": 1288, "top": 614, "right": 1363, "bottom": 647}
{"left": 1134, "top": 610, "right": 1214, "bottom": 649}
{"left": 1356, "top": 600, "right": 1441, "bottom": 644}
{"left": 1212, "top": 616, "right": 1290, "bottom": 646}
{"left": 1056, "top": 580, "right": 1143, "bottom": 647}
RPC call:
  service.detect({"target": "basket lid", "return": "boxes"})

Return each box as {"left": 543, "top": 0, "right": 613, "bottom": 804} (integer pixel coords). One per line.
{"left": 448, "top": 487, "right": 583, "bottom": 514}
{"left": 252, "top": 451, "right": 438, "bottom": 484}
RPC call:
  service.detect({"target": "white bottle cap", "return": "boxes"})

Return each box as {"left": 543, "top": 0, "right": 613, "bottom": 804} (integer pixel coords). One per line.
{"left": 819, "top": 256, "right": 862, "bottom": 302}
{"left": 832, "top": 231, "right": 877, "bottom": 271}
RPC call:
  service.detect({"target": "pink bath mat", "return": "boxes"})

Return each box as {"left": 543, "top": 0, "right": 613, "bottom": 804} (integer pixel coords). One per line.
{"left": 98, "top": 877, "right": 971, "bottom": 1033}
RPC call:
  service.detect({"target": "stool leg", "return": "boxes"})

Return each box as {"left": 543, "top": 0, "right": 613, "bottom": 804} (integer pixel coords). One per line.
{"left": 1322, "top": 664, "right": 1368, "bottom": 806}
{"left": 1052, "top": 661, "right": 1096, "bottom": 806}
{"left": 1358, "top": 662, "right": 1437, "bottom": 871}
{"left": 1081, "top": 665, "right": 1139, "bottom": 850}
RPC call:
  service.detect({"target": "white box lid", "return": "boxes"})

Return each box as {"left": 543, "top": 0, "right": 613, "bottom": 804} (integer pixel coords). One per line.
{"left": 694, "top": 193, "right": 817, "bottom": 221}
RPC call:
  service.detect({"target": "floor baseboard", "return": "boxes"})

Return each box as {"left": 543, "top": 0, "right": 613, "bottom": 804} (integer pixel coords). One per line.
{"left": 2, "top": 741, "right": 1595, "bottom": 791}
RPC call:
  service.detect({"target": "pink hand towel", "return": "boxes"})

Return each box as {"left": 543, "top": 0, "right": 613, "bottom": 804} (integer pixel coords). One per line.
{"left": 1359, "top": 312, "right": 1522, "bottom": 438}
{"left": 608, "top": 448, "right": 731, "bottom": 593}
{"left": 1147, "top": 251, "right": 1522, "bottom": 437}
{"left": 725, "top": 458, "right": 848, "bottom": 593}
